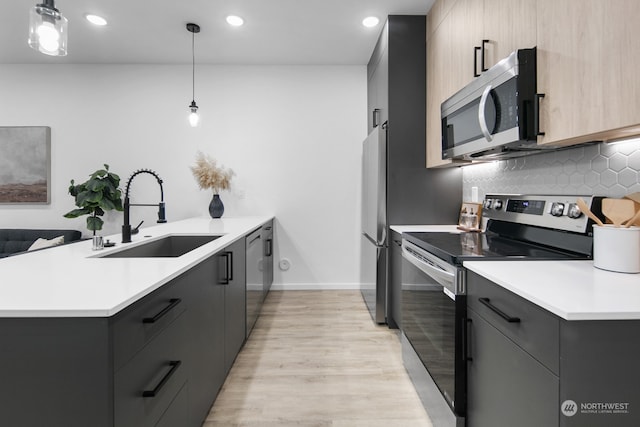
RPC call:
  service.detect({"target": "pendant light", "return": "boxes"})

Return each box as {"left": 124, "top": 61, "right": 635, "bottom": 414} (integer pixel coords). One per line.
{"left": 28, "top": 0, "right": 68, "bottom": 56}
{"left": 187, "top": 23, "right": 201, "bottom": 127}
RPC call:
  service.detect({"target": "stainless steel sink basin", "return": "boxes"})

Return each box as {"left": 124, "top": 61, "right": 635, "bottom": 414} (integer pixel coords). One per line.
{"left": 101, "top": 235, "right": 222, "bottom": 258}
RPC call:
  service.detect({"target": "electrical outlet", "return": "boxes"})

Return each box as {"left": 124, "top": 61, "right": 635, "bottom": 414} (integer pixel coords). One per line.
{"left": 278, "top": 258, "right": 291, "bottom": 271}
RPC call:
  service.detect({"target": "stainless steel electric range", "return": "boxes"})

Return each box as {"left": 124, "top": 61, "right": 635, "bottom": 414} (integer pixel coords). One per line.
{"left": 400, "top": 194, "right": 602, "bottom": 427}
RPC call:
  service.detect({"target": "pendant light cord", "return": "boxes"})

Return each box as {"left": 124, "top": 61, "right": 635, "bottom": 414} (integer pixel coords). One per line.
{"left": 191, "top": 30, "right": 196, "bottom": 103}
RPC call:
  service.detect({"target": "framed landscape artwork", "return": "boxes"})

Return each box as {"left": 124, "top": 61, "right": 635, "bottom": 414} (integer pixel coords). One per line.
{"left": 0, "top": 127, "right": 51, "bottom": 204}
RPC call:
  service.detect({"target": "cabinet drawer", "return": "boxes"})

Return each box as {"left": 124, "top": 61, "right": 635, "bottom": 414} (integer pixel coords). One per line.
{"left": 467, "top": 309, "right": 559, "bottom": 427}
{"left": 112, "top": 279, "right": 187, "bottom": 370}
{"left": 114, "top": 312, "right": 189, "bottom": 427}
{"left": 467, "top": 270, "right": 560, "bottom": 374}
{"left": 155, "top": 382, "right": 189, "bottom": 427}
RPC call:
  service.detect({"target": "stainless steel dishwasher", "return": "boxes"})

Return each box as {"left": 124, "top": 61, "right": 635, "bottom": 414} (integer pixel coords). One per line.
{"left": 245, "top": 227, "right": 263, "bottom": 337}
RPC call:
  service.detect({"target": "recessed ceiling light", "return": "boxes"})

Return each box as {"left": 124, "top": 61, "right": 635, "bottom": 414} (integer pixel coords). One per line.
{"left": 226, "top": 15, "right": 244, "bottom": 27}
{"left": 362, "top": 16, "right": 380, "bottom": 28}
{"left": 85, "top": 14, "right": 107, "bottom": 26}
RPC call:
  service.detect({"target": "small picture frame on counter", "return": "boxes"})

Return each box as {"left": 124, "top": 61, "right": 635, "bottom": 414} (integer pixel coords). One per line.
{"left": 457, "top": 202, "right": 482, "bottom": 231}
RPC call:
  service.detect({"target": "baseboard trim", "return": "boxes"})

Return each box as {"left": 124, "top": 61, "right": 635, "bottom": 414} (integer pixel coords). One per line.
{"left": 270, "top": 283, "right": 361, "bottom": 291}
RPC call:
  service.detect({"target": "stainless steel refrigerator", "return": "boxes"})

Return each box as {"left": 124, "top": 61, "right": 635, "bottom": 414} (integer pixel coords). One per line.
{"left": 361, "top": 15, "right": 462, "bottom": 324}
{"left": 360, "top": 125, "right": 462, "bottom": 324}
{"left": 361, "top": 126, "right": 387, "bottom": 323}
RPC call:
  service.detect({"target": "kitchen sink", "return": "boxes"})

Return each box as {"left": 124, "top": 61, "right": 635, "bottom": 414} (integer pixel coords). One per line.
{"left": 100, "top": 235, "right": 222, "bottom": 258}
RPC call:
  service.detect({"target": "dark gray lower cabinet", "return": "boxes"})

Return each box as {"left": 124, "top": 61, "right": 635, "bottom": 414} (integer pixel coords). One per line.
{"left": 246, "top": 227, "right": 263, "bottom": 337}
{"left": 466, "top": 271, "right": 640, "bottom": 427}
{"left": 388, "top": 230, "right": 402, "bottom": 329}
{"left": 261, "top": 220, "right": 274, "bottom": 296}
{"left": 183, "top": 255, "right": 225, "bottom": 425}
{"left": 558, "top": 320, "right": 640, "bottom": 427}
{"left": 0, "top": 238, "right": 250, "bottom": 427}
{"left": 184, "top": 238, "right": 246, "bottom": 425}
{"left": 114, "top": 311, "right": 190, "bottom": 427}
{"left": 247, "top": 221, "right": 274, "bottom": 338}
{"left": 0, "top": 317, "right": 112, "bottom": 427}
{"left": 155, "top": 383, "right": 189, "bottom": 427}
{"left": 221, "top": 238, "right": 246, "bottom": 375}
{"left": 466, "top": 308, "right": 559, "bottom": 427}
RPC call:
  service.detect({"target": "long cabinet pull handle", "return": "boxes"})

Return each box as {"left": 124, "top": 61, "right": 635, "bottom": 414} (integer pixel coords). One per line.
{"left": 481, "top": 39, "right": 489, "bottom": 72}
{"left": 142, "top": 360, "right": 182, "bottom": 398}
{"left": 226, "top": 251, "right": 233, "bottom": 282}
{"left": 478, "top": 297, "right": 521, "bottom": 323}
{"left": 266, "top": 239, "right": 273, "bottom": 256}
{"left": 473, "top": 46, "right": 481, "bottom": 77}
{"left": 534, "top": 93, "right": 546, "bottom": 136}
{"left": 219, "top": 252, "right": 230, "bottom": 285}
{"left": 142, "top": 299, "right": 181, "bottom": 324}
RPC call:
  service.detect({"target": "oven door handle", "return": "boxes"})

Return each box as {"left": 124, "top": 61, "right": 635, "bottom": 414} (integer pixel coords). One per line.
{"left": 402, "top": 245, "right": 456, "bottom": 295}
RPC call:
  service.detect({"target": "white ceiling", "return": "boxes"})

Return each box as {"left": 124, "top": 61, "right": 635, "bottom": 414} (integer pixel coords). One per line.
{"left": 1, "top": 0, "right": 434, "bottom": 65}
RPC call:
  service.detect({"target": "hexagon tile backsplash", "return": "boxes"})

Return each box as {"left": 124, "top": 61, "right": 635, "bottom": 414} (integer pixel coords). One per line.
{"left": 462, "top": 138, "right": 640, "bottom": 201}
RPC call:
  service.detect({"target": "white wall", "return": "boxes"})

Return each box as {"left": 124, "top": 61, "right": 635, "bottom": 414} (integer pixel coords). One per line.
{"left": 0, "top": 64, "right": 366, "bottom": 288}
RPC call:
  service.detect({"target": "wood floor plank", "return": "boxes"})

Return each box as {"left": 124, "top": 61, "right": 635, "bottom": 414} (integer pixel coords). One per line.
{"left": 204, "top": 290, "right": 433, "bottom": 427}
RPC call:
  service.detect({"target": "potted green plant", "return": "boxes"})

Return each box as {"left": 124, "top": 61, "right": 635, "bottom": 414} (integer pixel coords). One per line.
{"left": 64, "top": 164, "right": 124, "bottom": 237}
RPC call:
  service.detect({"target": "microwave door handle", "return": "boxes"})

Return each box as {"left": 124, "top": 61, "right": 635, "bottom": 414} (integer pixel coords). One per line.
{"left": 478, "top": 85, "right": 493, "bottom": 141}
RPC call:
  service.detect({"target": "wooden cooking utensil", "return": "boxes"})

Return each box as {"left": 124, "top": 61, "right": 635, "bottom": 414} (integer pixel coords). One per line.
{"left": 624, "top": 192, "right": 640, "bottom": 204}
{"left": 624, "top": 209, "right": 640, "bottom": 228}
{"left": 625, "top": 192, "right": 640, "bottom": 226}
{"left": 576, "top": 198, "right": 604, "bottom": 226}
{"left": 602, "top": 198, "right": 636, "bottom": 226}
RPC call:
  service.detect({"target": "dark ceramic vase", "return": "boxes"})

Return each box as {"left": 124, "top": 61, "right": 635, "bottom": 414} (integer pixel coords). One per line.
{"left": 209, "top": 194, "right": 224, "bottom": 218}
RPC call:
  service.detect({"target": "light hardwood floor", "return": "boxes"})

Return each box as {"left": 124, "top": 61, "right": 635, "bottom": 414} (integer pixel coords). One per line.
{"left": 204, "top": 290, "right": 433, "bottom": 427}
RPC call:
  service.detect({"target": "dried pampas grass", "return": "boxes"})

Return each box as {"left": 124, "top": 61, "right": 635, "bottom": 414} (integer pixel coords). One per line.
{"left": 190, "top": 151, "right": 234, "bottom": 194}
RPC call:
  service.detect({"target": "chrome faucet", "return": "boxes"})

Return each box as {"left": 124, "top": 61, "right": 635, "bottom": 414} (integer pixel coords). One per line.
{"left": 122, "top": 169, "right": 167, "bottom": 243}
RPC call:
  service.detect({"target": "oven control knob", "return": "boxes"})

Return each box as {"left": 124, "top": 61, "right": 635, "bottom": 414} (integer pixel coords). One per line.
{"left": 493, "top": 199, "right": 503, "bottom": 210}
{"left": 567, "top": 203, "right": 583, "bottom": 219}
{"left": 550, "top": 202, "right": 565, "bottom": 217}
{"left": 484, "top": 199, "right": 493, "bottom": 209}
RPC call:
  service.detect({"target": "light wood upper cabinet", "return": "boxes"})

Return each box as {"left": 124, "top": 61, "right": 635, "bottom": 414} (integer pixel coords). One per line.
{"left": 536, "top": 0, "right": 640, "bottom": 146}
{"left": 448, "top": 0, "right": 484, "bottom": 99}
{"left": 426, "top": 0, "right": 458, "bottom": 41}
{"left": 426, "top": 13, "right": 454, "bottom": 168}
{"left": 483, "top": 0, "right": 537, "bottom": 69}
{"left": 426, "top": 3, "right": 474, "bottom": 168}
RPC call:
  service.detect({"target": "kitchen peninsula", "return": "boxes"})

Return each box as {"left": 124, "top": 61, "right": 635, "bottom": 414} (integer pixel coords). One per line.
{"left": 0, "top": 216, "right": 274, "bottom": 427}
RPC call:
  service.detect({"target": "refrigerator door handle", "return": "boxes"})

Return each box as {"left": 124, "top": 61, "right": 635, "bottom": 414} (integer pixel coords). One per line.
{"left": 363, "top": 232, "right": 384, "bottom": 247}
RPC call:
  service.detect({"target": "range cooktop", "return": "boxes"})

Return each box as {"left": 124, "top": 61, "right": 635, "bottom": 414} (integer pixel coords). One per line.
{"left": 403, "top": 230, "right": 590, "bottom": 265}
{"left": 403, "top": 194, "right": 600, "bottom": 265}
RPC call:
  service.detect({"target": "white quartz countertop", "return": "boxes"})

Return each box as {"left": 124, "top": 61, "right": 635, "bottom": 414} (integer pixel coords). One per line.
{"left": 0, "top": 216, "right": 273, "bottom": 318}
{"left": 464, "top": 260, "right": 640, "bottom": 321}
{"left": 390, "top": 225, "right": 462, "bottom": 234}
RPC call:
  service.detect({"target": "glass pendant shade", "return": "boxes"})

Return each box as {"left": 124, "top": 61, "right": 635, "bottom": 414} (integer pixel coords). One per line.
{"left": 28, "top": 2, "right": 68, "bottom": 56}
{"left": 189, "top": 102, "right": 200, "bottom": 127}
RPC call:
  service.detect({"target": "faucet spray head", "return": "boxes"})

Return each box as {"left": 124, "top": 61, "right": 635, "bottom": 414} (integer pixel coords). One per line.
{"left": 158, "top": 202, "right": 167, "bottom": 223}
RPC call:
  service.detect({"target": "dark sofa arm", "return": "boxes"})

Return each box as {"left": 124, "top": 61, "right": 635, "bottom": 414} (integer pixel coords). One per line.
{"left": 0, "top": 229, "right": 82, "bottom": 258}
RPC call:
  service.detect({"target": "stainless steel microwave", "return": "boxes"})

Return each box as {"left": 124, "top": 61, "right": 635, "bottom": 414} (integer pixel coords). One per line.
{"left": 441, "top": 47, "right": 551, "bottom": 161}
